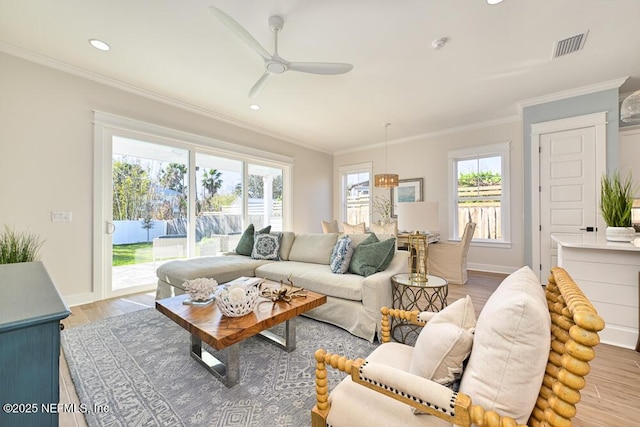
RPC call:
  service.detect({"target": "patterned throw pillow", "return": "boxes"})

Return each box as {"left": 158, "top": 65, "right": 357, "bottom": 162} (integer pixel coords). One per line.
{"left": 236, "top": 224, "right": 271, "bottom": 256}
{"left": 329, "top": 236, "right": 355, "bottom": 274}
{"left": 251, "top": 232, "right": 282, "bottom": 260}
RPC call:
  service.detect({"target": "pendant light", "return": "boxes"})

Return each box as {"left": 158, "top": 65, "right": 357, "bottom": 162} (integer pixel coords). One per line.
{"left": 374, "top": 123, "right": 399, "bottom": 188}
{"left": 621, "top": 90, "right": 640, "bottom": 123}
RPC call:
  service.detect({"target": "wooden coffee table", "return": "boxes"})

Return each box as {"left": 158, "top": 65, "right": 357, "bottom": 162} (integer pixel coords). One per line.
{"left": 155, "top": 282, "right": 326, "bottom": 387}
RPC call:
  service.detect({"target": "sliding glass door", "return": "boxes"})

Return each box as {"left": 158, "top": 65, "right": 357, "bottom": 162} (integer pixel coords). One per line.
{"left": 194, "top": 153, "right": 243, "bottom": 255}
{"left": 94, "top": 112, "right": 292, "bottom": 300}
{"left": 110, "top": 137, "right": 189, "bottom": 295}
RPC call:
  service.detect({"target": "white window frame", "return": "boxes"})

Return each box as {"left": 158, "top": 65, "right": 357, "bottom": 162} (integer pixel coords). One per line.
{"left": 93, "top": 111, "right": 293, "bottom": 300}
{"left": 447, "top": 142, "right": 511, "bottom": 248}
{"left": 338, "top": 162, "right": 373, "bottom": 225}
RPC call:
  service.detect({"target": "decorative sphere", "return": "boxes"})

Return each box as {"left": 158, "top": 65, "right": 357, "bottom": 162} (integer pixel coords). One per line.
{"left": 228, "top": 287, "right": 246, "bottom": 302}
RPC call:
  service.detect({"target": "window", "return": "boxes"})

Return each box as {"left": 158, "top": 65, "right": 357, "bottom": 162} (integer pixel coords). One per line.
{"left": 339, "top": 163, "right": 372, "bottom": 227}
{"left": 448, "top": 142, "right": 510, "bottom": 245}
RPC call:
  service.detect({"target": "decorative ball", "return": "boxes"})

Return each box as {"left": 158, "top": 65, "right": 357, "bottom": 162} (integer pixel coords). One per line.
{"left": 228, "top": 286, "right": 246, "bottom": 303}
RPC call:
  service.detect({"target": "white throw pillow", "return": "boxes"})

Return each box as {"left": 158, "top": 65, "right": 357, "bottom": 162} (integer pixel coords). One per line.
{"left": 409, "top": 295, "right": 476, "bottom": 387}
{"left": 459, "top": 266, "right": 550, "bottom": 424}
{"left": 409, "top": 322, "right": 474, "bottom": 386}
{"left": 428, "top": 295, "right": 476, "bottom": 330}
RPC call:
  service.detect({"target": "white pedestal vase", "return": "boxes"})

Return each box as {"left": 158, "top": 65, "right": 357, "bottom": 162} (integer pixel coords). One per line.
{"left": 605, "top": 226, "right": 636, "bottom": 242}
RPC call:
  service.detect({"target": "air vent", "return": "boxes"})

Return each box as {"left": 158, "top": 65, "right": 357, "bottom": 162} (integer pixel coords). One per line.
{"left": 552, "top": 30, "right": 589, "bottom": 58}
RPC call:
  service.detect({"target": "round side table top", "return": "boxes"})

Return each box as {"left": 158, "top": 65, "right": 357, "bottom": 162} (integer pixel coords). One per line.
{"left": 392, "top": 273, "right": 447, "bottom": 288}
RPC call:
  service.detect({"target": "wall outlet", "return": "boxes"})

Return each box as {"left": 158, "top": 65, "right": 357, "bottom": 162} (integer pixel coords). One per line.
{"left": 51, "top": 211, "right": 72, "bottom": 222}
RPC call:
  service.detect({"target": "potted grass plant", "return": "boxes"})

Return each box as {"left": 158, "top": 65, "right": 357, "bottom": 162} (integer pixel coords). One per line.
{"left": 600, "top": 171, "right": 636, "bottom": 242}
{"left": 0, "top": 226, "right": 44, "bottom": 264}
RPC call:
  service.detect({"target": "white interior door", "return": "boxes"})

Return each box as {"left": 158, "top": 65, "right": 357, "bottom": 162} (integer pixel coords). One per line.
{"left": 539, "top": 127, "right": 598, "bottom": 279}
{"left": 531, "top": 112, "right": 607, "bottom": 282}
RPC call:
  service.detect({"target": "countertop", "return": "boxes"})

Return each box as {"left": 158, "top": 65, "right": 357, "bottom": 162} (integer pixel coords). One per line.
{"left": 552, "top": 234, "right": 640, "bottom": 252}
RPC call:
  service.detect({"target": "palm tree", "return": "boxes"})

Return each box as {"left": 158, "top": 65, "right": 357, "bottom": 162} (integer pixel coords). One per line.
{"left": 202, "top": 169, "right": 223, "bottom": 198}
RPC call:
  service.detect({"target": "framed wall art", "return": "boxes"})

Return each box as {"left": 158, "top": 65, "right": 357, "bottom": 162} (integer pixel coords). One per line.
{"left": 391, "top": 178, "right": 423, "bottom": 217}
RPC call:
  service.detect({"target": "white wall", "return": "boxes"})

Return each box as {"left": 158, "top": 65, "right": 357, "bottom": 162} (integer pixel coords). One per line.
{"left": 620, "top": 126, "right": 640, "bottom": 197}
{"left": 0, "top": 52, "right": 332, "bottom": 300}
{"left": 334, "top": 120, "right": 525, "bottom": 273}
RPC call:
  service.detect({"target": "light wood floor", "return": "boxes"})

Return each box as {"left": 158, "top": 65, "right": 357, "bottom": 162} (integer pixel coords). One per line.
{"left": 59, "top": 271, "right": 640, "bottom": 427}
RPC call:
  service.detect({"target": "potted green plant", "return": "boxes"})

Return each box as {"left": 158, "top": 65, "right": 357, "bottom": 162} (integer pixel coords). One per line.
{"left": 0, "top": 226, "right": 44, "bottom": 264}
{"left": 600, "top": 171, "right": 636, "bottom": 242}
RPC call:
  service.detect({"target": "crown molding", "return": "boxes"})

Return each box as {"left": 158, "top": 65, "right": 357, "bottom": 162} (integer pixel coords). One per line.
{"left": 517, "top": 77, "right": 628, "bottom": 112}
{"left": 334, "top": 115, "right": 521, "bottom": 156}
{"left": 0, "top": 41, "right": 333, "bottom": 155}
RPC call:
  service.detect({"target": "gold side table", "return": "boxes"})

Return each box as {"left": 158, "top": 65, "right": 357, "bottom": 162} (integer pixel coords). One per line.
{"left": 390, "top": 273, "right": 448, "bottom": 344}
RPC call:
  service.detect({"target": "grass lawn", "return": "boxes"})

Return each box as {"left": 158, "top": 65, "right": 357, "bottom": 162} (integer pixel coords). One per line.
{"left": 113, "top": 242, "right": 153, "bottom": 266}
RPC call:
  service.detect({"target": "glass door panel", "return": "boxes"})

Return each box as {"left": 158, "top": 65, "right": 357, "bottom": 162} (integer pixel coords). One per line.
{"left": 111, "top": 136, "right": 189, "bottom": 294}
{"left": 248, "top": 163, "right": 284, "bottom": 231}
{"left": 195, "top": 153, "right": 243, "bottom": 255}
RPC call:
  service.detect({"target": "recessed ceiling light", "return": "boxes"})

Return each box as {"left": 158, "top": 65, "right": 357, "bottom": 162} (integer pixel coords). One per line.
{"left": 249, "top": 104, "right": 260, "bottom": 110}
{"left": 432, "top": 37, "right": 448, "bottom": 50}
{"left": 487, "top": 0, "right": 504, "bottom": 4}
{"left": 89, "top": 39, "right": 110, "bottom": 51}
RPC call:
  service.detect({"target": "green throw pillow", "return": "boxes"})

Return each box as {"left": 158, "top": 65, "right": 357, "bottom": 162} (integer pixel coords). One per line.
{"left": 236, "top": 224, "right": 271, "bottom": 256}
{"left": 349, "top": 236, "right": 396, "bottom": 277}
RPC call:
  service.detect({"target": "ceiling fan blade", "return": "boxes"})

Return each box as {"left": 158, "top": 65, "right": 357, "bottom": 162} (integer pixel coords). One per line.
{"left": 209, "top": 7, "right": 271, "bottom": 61}
{"left": 249, "top": 72, "right": 271, "bottom": 99}
{"left": 288, "top": 62, "right": 353, "bottom": 75}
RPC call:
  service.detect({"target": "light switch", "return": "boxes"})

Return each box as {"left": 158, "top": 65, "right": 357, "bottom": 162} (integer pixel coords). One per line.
{"left": 51, "top": 211, "right": 72, "bottom": 222}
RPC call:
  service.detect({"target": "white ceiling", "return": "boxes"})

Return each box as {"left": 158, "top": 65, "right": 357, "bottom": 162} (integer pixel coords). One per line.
{"left": 1, "top": 0, "right": 639, "bottom": 154}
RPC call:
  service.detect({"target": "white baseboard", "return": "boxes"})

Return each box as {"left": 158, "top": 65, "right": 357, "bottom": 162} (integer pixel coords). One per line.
{"left": 467, "top": 263, "right": 520, "bottom": 275}
{"left": 63, "top": 292, "right": 100, "bottom": 307}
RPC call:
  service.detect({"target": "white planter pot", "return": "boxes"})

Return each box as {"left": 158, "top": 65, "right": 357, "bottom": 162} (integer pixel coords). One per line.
{"left": 605, "top": 226, "right": 636, "bottom": 242}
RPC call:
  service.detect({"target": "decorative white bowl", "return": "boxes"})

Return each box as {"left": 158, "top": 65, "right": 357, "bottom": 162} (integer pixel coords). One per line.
{"left": 215, "top": 283, "right": 260, "bottom": 317}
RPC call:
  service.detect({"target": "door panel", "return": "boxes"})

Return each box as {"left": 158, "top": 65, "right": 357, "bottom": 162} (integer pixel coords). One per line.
{"left": 109, "top": 137, "right": 189, "bottom": 296}
{"left": 539, "top": 127, "right": 597, "bottom": 279}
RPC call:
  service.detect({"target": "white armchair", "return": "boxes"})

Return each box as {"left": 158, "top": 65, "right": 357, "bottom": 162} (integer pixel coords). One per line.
{"left": 311, "top": 267, "right": 605, "bottom": 427}
{"left": 428, "top": 222, "right": 476, "bottom": 284}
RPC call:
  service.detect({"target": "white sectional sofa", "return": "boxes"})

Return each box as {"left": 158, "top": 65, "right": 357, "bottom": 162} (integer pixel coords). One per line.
{"left": 156, "top": 232, "right": 408, "bottom": 342}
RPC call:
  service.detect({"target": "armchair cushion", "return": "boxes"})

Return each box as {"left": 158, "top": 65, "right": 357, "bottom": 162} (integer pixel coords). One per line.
{"left": 459, "top": 266, "right": 550, "bottom": 424}
{"left": 342, "top": 222, "right": 366, "bottom": 234}
{"left": 321, "top": 219, "right": 339, "bottom": 233}
{"left": 370, "top": 221, "right": 398, "bottom": 235}
{"left": 327, "top": 342, "right": 453, "bottom": 427}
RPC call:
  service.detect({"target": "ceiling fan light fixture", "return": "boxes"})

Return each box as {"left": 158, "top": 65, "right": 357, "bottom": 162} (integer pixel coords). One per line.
{"left": 89, "top": 39, "right": 110, "bottom": 51}
{"left": 621, "top": 90, "right": 640, "bottom": 123}
{"left": 487, "top": 0, "right": 504, "bottom": 4}
{"left": 249, "top": 104, "right": 260, "bottom": 110}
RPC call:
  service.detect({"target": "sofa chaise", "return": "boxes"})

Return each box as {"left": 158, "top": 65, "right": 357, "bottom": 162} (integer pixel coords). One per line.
{"left": 156, "top": 232, "right": 408, "bottom": 342}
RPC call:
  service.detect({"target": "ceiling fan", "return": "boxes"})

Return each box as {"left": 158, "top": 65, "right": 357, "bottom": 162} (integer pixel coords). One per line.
{"left": 209, "top": 7, "right": 353, "bottom": 99}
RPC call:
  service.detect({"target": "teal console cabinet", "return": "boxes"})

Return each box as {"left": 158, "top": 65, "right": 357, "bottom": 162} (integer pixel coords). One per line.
{"left": 0, "top": 262, "right": 71, "bottom": 427}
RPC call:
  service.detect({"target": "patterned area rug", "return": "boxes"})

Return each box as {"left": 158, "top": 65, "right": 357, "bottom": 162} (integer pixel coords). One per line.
{"left": 61, "top": 308, "right": 378, "bottom": 426}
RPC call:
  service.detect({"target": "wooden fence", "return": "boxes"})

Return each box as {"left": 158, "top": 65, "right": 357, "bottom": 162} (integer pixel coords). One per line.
{"left": 458, "top": 205, "right": 501, "bottom": 239}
